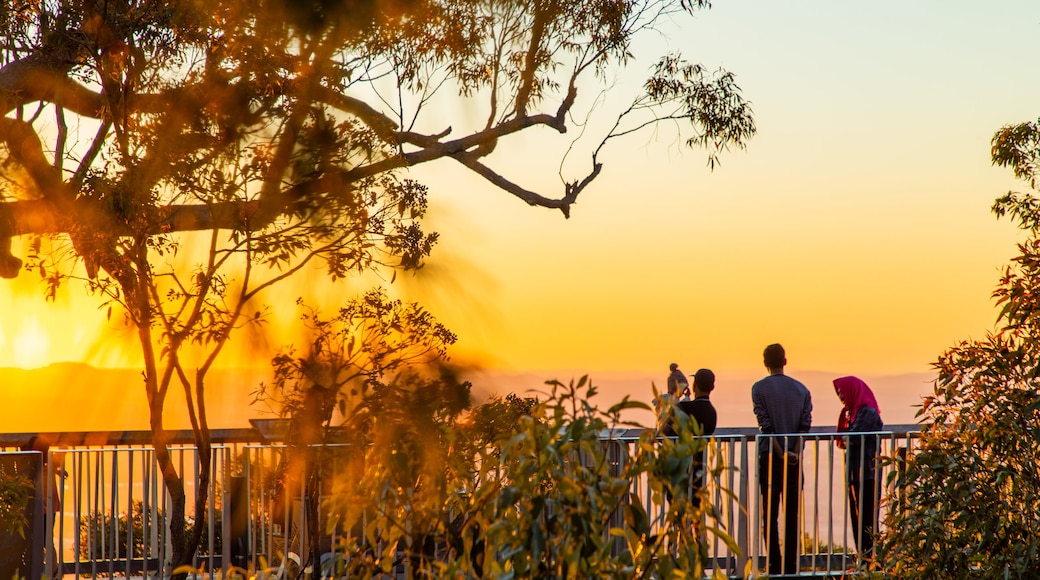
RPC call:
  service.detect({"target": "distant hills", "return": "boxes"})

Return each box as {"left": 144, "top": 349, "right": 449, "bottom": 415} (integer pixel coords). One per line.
{"left": 0, "top": 363, "right": 933, "bottom": 434}
{"left": 0, "top": 362, "right": 270, "bottom": 433}
{"left": 457, "top": 368, "right": 933, "bottom": 429}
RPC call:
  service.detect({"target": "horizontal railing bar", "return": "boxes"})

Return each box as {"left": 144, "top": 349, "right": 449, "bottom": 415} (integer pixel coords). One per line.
{"left": 0, "top": 424, "right": 923, "bottom": 448}
{"left": 0, "top": 428, "right": 268, "bottom": 447}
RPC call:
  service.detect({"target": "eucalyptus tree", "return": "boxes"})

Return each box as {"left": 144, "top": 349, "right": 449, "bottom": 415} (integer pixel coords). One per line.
{"left": 0, "top": 0, "right": 754, "bottom": 570}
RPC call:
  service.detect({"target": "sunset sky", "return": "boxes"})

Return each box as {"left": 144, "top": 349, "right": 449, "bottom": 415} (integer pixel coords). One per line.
{"left": 1, "top": 1, "right": 1039, "bottom": 427}
{"left": 409, "top": 0, "right": 1040, "bottom": 377}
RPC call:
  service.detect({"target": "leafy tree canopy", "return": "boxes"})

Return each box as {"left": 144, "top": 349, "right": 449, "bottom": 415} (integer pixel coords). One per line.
{"left": 0, "top": 0, "right": 755, "bottom": 282}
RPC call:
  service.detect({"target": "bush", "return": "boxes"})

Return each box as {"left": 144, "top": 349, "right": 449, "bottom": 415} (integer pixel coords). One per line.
{"left": 79, "top": 501, "right": 225, "bottom": 560}
{"left": 321, "top": 375, "right": 739, "bottom": 579}
{"left": 878, "top": 192, "right": 1040, "bottom": 579}
{"left": 0, "top": 467, "right": 32, "bottom": 538}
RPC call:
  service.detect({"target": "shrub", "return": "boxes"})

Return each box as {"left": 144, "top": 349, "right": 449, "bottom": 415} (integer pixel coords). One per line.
{"left": 79, "top": 501, "right": 225, "bottom": 560}
{"left": 0, "top": 467, "right": 32, "bottom": 538}
{"left": 321, "top": 375, "right": 739, "bottom": 579}
{"left": 878, "top": 192, "right": 1040, "bottom": 579}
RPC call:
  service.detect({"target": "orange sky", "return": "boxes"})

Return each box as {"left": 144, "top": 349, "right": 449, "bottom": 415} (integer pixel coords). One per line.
{"left": 0, "top": 2, "right": 1039, "bottom": 429}
{"left": 401, "top": 1, "right": 1040, "bottom": 380}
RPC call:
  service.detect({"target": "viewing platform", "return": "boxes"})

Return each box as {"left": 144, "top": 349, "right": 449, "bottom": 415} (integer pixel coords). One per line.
{"left": 0, "top": 423, "right": 921, "bottom": 579}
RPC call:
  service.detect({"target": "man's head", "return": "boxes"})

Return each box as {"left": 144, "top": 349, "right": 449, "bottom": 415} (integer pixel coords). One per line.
{"left": 693, "top": 368, "right": 715, "bottom": 395}
{"left": 763, "top": 343, "right": 786, "bottom": 372}
{"left": 669, "top": 362, "right": 679, "bottom": 372}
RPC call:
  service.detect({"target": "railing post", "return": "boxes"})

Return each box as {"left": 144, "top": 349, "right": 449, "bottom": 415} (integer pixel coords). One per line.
{"left": 220, "top": 447, "right": 231, "bottom": 576}
{"left": 43, "top": 449, "right": 56, "bottom": 580}
{"left": 228, "top": 467, "right": 251, "bottom": 569}
{"left": 736, "top": 435, "right": 750, "bottom": 578}
{"left": 748, "top": 436, "right": 761, "bottom": 579}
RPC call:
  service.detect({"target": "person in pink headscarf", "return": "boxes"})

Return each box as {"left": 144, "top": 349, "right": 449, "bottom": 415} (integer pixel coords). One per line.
{"left": 834, "top": 376, "right": 883, "bottom": 564}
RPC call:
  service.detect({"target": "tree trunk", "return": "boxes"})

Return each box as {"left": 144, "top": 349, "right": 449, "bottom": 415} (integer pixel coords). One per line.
{"left": 151, "top": 426, "right": 189, "bottom": 577}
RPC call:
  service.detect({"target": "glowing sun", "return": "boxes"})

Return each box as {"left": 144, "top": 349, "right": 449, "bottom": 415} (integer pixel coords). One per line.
{"left": 13, "top": 316, "right": 50, "bottom": 369}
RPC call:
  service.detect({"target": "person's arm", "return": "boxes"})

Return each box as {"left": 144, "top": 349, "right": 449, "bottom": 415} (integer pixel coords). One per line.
{"left": 781, "top": 392, "right": 812, "bottom": 460}
{"left": 835, "top": 408, "right": 849, "bottom": 449}
{"left": 753, "top": 388, "right": 789, "bottom": 457}
{"left": 752, "top": 388, "right": 774, "bottom": 434}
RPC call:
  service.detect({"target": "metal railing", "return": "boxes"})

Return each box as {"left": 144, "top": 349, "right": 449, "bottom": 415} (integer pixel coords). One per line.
{"left": 0, "top": 425, "right": 920, "bottom": 578}
{"left": 744, "top": 428, "right": 920, "bottom": 578}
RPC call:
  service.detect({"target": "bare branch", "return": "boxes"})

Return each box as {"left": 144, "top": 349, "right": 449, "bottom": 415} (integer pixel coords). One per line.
{"left": 451, "top": 150, "right": 595, "bottom": 218}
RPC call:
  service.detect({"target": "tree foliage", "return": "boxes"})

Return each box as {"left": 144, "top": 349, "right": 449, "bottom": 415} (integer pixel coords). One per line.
{"left": 318, "top": 375, "right": 737, "bottom": 579}
{"left": 254, "top": 288, "right": 462, "bottom": 571}
{"left": 0, "top": 0, "right": 755, "bottom": 272}
{"left": 0, "top": 468, "right": 32, "bottom": 539}
{"left": 992, "top": 119, "right": 1040, "bottom": 190}
{"left": 259, "top": 288, "right": 459, "bottom": 435}
{"left": 879, "top": 120, "right": 1040, "bottom": 579}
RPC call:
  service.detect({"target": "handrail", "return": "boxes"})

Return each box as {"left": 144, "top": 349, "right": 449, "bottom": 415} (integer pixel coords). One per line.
{"left": 0, "top": 429, "right": 269, "bottom": 448}
{"left": 0, "top": 423, "right": 923, "bottom": 448}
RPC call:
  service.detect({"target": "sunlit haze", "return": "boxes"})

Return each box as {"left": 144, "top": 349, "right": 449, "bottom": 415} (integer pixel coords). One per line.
{"left": 2, "top": 1, "right": 1039, "bottom": 431}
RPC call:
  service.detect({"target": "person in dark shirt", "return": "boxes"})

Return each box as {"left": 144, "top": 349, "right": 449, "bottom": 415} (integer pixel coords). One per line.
{"left": 678, "top": 368, "right": 718, "bottom": 436}
{"left": 834, "top": 375, "right": 883, "bottom": 563}
{"left": 751, "top": 343, "right": 812, "bottom": 576}
{"left": 678, "top": 368, "right": 718, "bottom": 508}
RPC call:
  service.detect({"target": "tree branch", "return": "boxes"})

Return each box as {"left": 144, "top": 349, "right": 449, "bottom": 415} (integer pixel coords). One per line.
{"left": 451, "top": 150, "right": 598, "bottom": 218}
{"left": 0, "top": 51, "right": 106, "bottom": 119}
{"left": 315, "top": 84, "right": 399, "bottom": 141}
{"left": 514, "top": 1, "right": 550, "bottom": 118}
